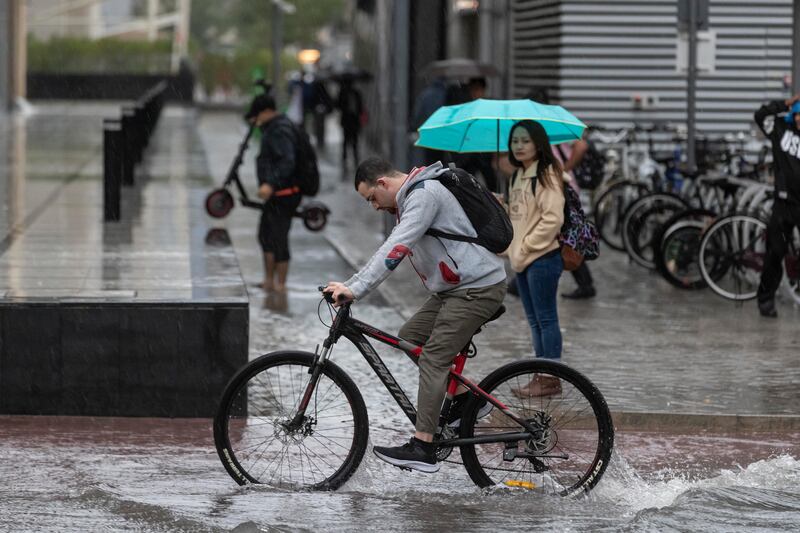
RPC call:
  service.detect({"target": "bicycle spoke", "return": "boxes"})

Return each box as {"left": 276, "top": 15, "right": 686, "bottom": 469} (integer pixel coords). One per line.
{"left": 219, "top": 356, "right": 364, "bottom": 490}
{"left": 462, "top": 365, "right": 611, "bottom": 496}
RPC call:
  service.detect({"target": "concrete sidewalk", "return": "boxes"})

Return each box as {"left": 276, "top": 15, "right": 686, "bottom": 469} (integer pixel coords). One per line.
{"left": 315, "top": 132, "right": 800, "bottom": 430}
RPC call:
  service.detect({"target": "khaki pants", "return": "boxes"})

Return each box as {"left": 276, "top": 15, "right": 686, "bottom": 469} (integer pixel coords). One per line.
{"left": 398, "top": 281, "right": 506, "bottom": 434}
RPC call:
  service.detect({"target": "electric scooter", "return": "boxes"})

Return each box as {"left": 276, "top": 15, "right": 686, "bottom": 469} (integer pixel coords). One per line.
{"left": 204, "top": 125, "right": 330, "bottom": 232}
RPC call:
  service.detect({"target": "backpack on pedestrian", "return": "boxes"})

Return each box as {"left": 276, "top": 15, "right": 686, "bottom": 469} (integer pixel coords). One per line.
{"left": 573, "top": 140, "right": 606, "bottom": 190}
{"left": 409, "top": 165, "right": 513, "bottom": 254}
{"left": 558, "top": 182, "right": 600, "bottom": 270}
{"left": 290, "top": 124, "right": 320, "bottom": 196}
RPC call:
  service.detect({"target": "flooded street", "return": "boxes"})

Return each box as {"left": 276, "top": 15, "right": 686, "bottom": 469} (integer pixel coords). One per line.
{"left": 2, "top": 413, "right": 799, "bottom": 531}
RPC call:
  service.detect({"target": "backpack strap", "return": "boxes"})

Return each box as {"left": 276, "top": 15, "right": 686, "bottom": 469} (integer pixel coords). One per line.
{"left": 405, "top": 175, "right": 481, "bottom": 246}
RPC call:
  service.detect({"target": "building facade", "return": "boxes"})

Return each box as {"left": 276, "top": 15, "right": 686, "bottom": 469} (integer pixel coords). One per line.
{"left": 508, "top": 0, "right": 795, "bottom": 133}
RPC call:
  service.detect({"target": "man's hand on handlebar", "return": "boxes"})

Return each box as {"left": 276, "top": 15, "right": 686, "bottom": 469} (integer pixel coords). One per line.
{"left": 322, "top": 282, "right": 354, "bottom": 307}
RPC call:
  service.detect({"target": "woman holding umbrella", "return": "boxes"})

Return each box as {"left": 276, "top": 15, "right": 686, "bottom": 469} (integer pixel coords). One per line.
{"left": 505, "top": 120, "right": 566, "bottom": 397}
{"left": 414, "top": 98, "right": 586, "bottom": 396}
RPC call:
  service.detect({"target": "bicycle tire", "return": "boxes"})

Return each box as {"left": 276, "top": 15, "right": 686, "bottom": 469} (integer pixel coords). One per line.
{"left": 592, "top": 180, "right": 650, "bottom": 252}
{"left": 459, "top": 360, "right": 614, "bottom": 497}
{"left": 698, "top": 214, "right": 767, "bottom": 301}
{"left": 621, "top": 193, "right": 688, "bottom": 270}
{"left": 654, "top": 209, "right": 716, "bottom": 290}
{"left": 214, "top": 351, "right": 369, "bottom": 490}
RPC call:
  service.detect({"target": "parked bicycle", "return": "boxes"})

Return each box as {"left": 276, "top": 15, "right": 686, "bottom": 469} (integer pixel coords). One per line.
{"left": 214, "top": 288, "right": 614, "bottom": 496}
{"left": 698, "top": 211, "right": 800, "bottom": 304}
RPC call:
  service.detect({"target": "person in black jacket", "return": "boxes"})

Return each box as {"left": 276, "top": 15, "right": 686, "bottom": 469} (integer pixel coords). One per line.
{"left": 336, "top": 78, "right": 364, "bottom": 175}
{"left": 754, "top": 93, "right": 800, "bottom": 317}
{"left": 245, "top": 94, "right": 302, "bottom": 293}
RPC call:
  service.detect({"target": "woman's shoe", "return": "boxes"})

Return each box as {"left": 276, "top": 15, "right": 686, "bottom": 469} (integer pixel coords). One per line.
{"left": 511, "top": 375, "right": 562, "bottom": 398}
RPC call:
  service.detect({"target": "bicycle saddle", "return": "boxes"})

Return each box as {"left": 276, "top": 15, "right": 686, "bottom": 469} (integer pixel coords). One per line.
{"left": 483, "top": 304, "right": 506, "bottom": 325}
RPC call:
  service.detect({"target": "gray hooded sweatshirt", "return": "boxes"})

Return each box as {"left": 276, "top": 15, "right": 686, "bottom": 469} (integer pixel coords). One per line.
{"left": 344, "top": 162, "right": 507, "bottom": 299}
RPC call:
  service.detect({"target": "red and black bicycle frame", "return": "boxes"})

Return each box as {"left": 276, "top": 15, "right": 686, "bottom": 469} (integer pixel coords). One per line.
{"left": 294, "top": 302, "right": 539, "bottom": 449}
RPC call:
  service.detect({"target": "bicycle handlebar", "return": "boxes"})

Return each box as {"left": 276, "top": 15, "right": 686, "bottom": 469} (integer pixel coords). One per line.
{"left": 318, "top": 285, "right": 347, "bottom": 304}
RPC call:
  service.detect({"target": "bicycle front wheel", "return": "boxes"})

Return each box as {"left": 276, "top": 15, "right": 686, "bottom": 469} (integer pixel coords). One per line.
{"left": 460, "top": 360, "right": 614, "bottom": 497}
{"left": 214, "top": 351, "right": 369, "bottom": 490}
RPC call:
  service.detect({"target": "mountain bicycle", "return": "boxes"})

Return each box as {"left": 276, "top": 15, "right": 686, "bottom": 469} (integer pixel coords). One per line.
{"left": 214, "top": 288, "right": 614, "bottom": 496}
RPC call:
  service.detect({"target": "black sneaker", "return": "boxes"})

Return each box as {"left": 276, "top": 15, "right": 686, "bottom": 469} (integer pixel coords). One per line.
{"left": 758, "top": 299, "right": 778, "bottom": 318}
{"left": 446, "top": 393, "right": 493, "bottom": 430}
{"left": 561, "top": 286, "right": 596, "bottom": 299}
{"left": 373, "top": 438, "right": 440, "bottom": 473}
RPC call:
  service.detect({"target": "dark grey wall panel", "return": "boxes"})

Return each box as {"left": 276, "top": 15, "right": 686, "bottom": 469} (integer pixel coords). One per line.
{"left": 0, "top": 303, "right": 248, "bottom": 417}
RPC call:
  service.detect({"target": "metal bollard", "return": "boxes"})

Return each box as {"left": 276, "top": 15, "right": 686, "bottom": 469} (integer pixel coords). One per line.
{"left": 121, "top": 106, "right": 136, "bottom": 185}
{"left": 103, "top": 119, "right": 123, "bottom": 221}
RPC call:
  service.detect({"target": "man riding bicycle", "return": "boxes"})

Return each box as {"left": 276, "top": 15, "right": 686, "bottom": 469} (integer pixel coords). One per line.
{"left": 324, "top": 157, "right": 506, "bottom": 473}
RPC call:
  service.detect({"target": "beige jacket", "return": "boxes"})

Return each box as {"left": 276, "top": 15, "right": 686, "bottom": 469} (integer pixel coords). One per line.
{"left": 505, "top": 162, "right": 565, "bottom": 273}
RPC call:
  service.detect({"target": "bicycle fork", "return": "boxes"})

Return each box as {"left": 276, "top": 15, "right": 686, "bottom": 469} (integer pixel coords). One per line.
{"left": 287, "top": 343, "right": 331, "bottom": 429}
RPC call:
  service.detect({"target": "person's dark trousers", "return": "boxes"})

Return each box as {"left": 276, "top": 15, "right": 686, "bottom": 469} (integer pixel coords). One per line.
{"left": 341, "top": 125, "right": 360, "bottom": 174}
{"left": 258, "top": 195, "right": 302, "bottom": 260}
{"left": 562, "top": 261, "right": 595, "bottom": 299}
{"left": 573, "top": 262, "right": 594, "bottom": 288}
{"left": 757, "top": 199, "right": 800, "bottom": 307}
{"left": 313, "top": 111, "right": 326, "bottom": 149}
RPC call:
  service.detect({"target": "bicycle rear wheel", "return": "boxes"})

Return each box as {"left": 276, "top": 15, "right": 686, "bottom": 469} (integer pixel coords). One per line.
{"left": 698, "top": 214, "right": 767, "bottom": 301}
{"left": 459, "top": 360, "right": 614, "bottom": 497}
{"left": 214, "top": 351, "right": 369, "bottom": 490}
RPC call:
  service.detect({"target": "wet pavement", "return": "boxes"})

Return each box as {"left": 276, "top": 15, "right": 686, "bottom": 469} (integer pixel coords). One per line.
{"left": 0, "top": 102, "right": 246, "bottom": 302}
{"left": 1, "top": 104, "right": 799, "bottom": 531}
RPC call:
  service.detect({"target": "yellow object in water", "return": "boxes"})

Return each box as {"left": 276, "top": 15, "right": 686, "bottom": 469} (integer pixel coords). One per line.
{"left": 504, "top": 480, "right": 536, "bottom": 490}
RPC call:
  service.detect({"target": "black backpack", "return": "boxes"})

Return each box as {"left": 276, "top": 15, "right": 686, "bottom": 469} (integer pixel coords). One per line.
{"left": 289, "top": 124, "right": 320, "bottom": 196}
{"left": 573, "top": 140, "right": 606, "bottom": 190}
{"left": 409, "top": 166, "right": 513, "bottom": 253}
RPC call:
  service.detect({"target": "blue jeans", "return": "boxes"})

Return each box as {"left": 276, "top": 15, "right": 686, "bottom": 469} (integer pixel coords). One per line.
{"left": 517, "top": 251, "right": 563, "bottom": 360}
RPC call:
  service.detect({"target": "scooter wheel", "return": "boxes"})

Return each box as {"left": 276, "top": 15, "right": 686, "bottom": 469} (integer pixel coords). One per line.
{"left": 205, "top": 189, "right": 234, "bottom": 218}
{"left": 302, "top": 205, "right": 329, "bottom": 232}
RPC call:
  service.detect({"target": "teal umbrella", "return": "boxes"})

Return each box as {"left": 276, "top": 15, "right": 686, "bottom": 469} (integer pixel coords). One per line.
{"left": 415, "top": 98, "right": 586, "bottom": 153}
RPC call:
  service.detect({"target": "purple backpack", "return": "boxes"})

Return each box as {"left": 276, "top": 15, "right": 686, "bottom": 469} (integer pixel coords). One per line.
{"left": 558, "top": 183, "right": 600, "bottom": 264}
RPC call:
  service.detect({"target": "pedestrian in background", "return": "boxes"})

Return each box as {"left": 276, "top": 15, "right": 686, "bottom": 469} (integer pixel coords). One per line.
{"left": 504, "top": 120, "right": 565, "bottom": 397}
{"left": 246, "top": 93, "right": 303, "bottom": 293}
{"left": 411, "top": 76, "right": 449, "bottom": 166}
{"left": 308, "top": 74, "right": 334, "bottom": 150}
{"left": 453, "top": 77, "right": 499, "bottom": 192}
{"left": 754, "top": 92, "right": 800, "bottom": 317}
{"left": 337, "top": 77, "right": 364, "bottom": 175}
{"left": 553, "top": 133, "right": 597, "bottom": 299}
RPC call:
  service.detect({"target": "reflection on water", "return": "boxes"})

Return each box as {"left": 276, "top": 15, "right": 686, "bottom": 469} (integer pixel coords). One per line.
{"left": 2, "top": 416, "right": 799, "bottom": 532}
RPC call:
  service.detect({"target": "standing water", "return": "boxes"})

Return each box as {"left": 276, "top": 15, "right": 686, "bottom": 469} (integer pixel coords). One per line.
{"left": 1, "top": 414, "right": 798, "bottom": 531}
